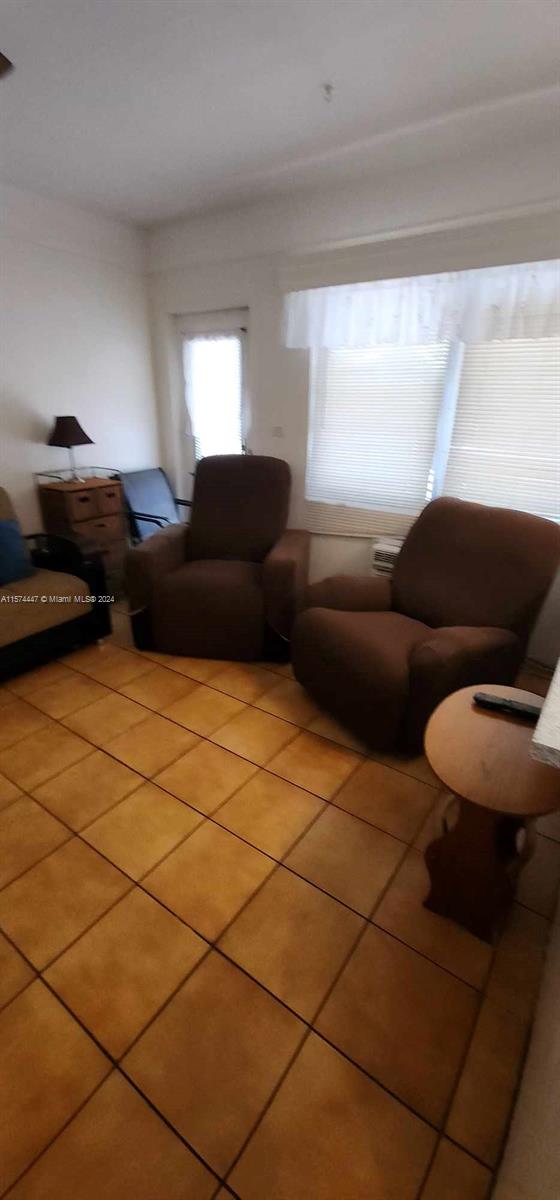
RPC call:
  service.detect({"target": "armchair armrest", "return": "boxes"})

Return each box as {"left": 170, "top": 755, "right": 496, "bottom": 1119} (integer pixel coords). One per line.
{"left": 27, "top": 532, "right": 103, "bottom": 589}
{"left": 263, "top": 529, "right": 311, "bottom": 639}
{"left": 26, "top": 532, "right": 110, "bottom": 638}
{"left": 125, "top": 523, "right": 189, "bottom": 612}
{"left": 304, "top": 573, "right": 392, "bottom": 613}
{"left": 406, "top": 624, "right": 522, "bottom": 751}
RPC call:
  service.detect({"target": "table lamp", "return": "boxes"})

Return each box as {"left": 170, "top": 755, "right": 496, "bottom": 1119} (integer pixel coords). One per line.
{"left": 48, "top": 416, "right": 93, "bottom": 480}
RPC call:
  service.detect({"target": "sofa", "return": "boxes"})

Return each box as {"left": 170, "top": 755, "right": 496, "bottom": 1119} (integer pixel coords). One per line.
{"left": 0, "top": 487, "right": 111, "bottom": 681}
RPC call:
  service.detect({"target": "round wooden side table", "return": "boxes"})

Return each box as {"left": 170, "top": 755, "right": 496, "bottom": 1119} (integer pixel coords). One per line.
{"left": 423, "top": 684, "right": 560, "bottom": 943}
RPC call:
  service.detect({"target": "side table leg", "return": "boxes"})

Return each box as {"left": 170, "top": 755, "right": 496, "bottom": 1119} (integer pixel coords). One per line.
{"left": 424, "top": 797, "right": 533, "bottom": 943}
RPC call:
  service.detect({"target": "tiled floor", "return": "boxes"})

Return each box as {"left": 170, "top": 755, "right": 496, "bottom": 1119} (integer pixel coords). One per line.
{"left": 0, "top": 624, "right": 557, "bottom": 1199}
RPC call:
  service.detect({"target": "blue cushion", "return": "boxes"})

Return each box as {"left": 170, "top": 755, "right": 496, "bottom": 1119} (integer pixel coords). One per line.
{"left": 0, "top": 519, "right": 34, "bottom": 585}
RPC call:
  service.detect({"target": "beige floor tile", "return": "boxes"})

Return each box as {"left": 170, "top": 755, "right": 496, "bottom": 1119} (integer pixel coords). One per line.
{"left": 335, "top": 758, "right": 436, "bottom": 843}
{"left": 26, "top": 674, "right": 110, "bottom": 719}
{"left": 0, "top": 698, "right": 52, "bottom": 750}
{"left": 230, "top": 1033, "right": 435, "bottom": 1200}
{"left": 371, "top": 749, "right": 441, "bottom": 789}
{"left": 63, "top": 691, "right": 147, "bottom": 746}
{"left": 421, "top": 1139, "right": 492, "bottom": 1200}
{"left": 0, "top": 980, "right": 109, "bottom": 1195}
{"left": 218, "top": 771, "right": 324, "bottom": 859}
{"left": 6, "top": 662, "right": 76, "bottom": 696}
{"left": 486, "top": 903, "right": 550, "bottom": 1022}
{"left": 259, "top": 660, "right": 294, "bottom": 678}
{"left": 0, "top": 796, "right": 70, "bottom": 889}
{"left": 45, "top": 889, "right": 207, "bottom": 1057}
{"left": 163, "top": 684, "right": 246, "bottom": 736}
{"left": 255, "top": 678, "right": 319, "bottom": 727}
{"left": 516, "top": 833, "right": 560, "bottom": 918}
{"left": 375, "top": 848, "right": 492, "bottom": 989}
{"left": 83, "top": 782, "right": 202, "bottom": 879}
{"left": 0, "top": 685, "right": 13, "bottom": 705}
{"left": 33, "top": 750, "right": 142, "bottom": 831}
{"left": 446, "top": 996, "right": 528, "bottom": 1167}
{"left": 210, "top": 662, "right": 277, "bottom": 703}
{"left": 285, "top": 805, "right": 405, "bottom": 916}
{"left": 212, "top": 706, "right": 297, "bottom": 766}
{"left": 154, "top": 740, "right": 258, "bottom": 814}
{"left": 144, "top": 652, "right": 230, "bottom": 682}
{"left": 268, "top": 731, "right": 362, "bottom": 800}
{"left": 0, "top": 772, "right": 23, "bottom": 812}
{"left": 538, "top": 807, "right": 560, "bottom": 842}
{"left": 144, "top": 822, "right": 274, "bottom": 940}
{"left": 62, "top": 640, "right": 125, "bottom": 673}
{"left": 123, "top": 952, "right": 304, "bottom": 1175}
{"left": 306, "top": 712, "right": 369, "bottom": 753}
{"left": 73, "top": 646, "right": 155, "bottom": 688}
{"left": 119, "top": 665, "right": 199, "bottom": 711}
{"left": 8, "top": 1070, "right": 217, "bottom": 1200}
{"left": 104, "top": 714, "right": 198, "bottom": 777}
{"left": 0, "top": 838, "right": 130, "bottom": 968}
{"left": 0, "top": 723, "right": 91, "bottom": 791}
{"left": 220, "top": 867, "right": 363, "bottom": 1020}
{"left": 0, "top": 931, "right": 34, "bottom": 1009}
{"left": 317, "top": 924, "right": 478, "bottom": 1125}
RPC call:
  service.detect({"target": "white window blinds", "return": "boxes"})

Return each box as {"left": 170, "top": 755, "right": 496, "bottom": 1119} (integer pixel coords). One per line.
{"left": 443, "top": 337, "right": 560, "bottom": 521}
{"left": 307, "top": 344, "right": 449, "bottom": 535}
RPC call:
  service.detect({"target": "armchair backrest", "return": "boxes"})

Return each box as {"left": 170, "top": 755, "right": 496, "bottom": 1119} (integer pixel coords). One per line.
{"left": 393, "top": 496, "right": 560, "bottom": 638}
{"left": 0, "top": 488, "right": 17, "bottom": 525}
{"left": 188, "top": 455, "right": 291, "bottom": 562}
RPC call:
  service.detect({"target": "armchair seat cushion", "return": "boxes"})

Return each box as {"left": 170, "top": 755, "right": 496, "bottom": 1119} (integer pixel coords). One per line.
{"left": 293, "top": 608, "right": 430, "bottom": 750}
{"left": 152, "top": 559, "right": 265, "bottom": 660}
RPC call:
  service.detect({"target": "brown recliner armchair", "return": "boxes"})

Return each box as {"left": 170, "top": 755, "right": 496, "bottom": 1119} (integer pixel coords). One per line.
{"left": 126, "top": 455, "right": 310, "bottom": 660}
{"left": 292, "top": 497, "right": 560, "bottom": 753}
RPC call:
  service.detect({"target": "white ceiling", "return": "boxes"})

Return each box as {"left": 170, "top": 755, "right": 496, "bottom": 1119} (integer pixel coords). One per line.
{"left": 0, "top": 0, "right": 559, "bottom": 226}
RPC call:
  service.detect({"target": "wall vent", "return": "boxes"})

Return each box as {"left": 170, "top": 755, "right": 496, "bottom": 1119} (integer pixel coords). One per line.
{"left": 371, "top": 536, "right": 404, "bottom": 577}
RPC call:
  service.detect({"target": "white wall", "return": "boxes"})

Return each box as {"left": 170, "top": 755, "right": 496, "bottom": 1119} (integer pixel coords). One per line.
{"left": 148, "top": 139, "right": 560, "bottom": 665}
{"left": 0, "top": 184, "right": 159, "bottom": 531}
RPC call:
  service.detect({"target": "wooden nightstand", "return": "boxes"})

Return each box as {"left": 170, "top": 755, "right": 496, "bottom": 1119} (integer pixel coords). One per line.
{"left": 38, "top": 477, "right": 127, "bottom": 593}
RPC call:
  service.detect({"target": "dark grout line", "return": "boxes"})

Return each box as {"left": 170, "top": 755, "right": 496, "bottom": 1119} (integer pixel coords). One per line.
{"left": 0, "top": 1068, "right": 113, "bottom": 1200}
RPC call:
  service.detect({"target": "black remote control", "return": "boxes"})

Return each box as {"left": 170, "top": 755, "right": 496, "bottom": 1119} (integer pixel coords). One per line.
{"left": 473, "top": 692, "right": 542, "bottom": 723}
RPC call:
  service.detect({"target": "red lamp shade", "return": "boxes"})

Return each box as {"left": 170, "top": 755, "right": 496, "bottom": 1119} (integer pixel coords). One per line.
{"left": 48, "top": 416, "right": 93, "bottom": 448}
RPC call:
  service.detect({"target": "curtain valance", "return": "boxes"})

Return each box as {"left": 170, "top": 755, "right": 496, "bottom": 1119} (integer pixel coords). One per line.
{"left": 284, "top": 259, "right": 560, "bottom": 349}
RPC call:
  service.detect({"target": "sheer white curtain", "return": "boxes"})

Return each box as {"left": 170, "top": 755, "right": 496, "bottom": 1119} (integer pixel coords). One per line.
{"left": 284, "top": 259, "right": 560, "bottom": 349}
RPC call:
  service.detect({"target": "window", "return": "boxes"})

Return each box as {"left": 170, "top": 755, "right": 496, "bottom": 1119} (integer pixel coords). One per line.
{"left": 307, "top": 344, "right": 449, "bottom": 530}
{"left": 443, "top": 338, "right": 560, "bottom": 520}
{"left": 306, "top": 337, "right": 560, "bottom": 535}
{"left": 286, "top": 259, "right": 559, "bottom": 534}
{"left": 178, "top": 309, "right": 248, "bottom": 461}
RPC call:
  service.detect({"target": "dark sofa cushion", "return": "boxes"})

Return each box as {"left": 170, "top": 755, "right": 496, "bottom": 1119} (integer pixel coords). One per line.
{"left": 0, "top": 519, "right": 34, "bottom": 585}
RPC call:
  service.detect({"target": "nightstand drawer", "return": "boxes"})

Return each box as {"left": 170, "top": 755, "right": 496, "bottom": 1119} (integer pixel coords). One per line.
{"left": 97, "top": 484, "right": 122, "bottom": 515}
{"left": 64, "top": 489, "right": 100, "bottom": 522}
{"left": 74, "top": 514, "right": 125, "bottom": 544}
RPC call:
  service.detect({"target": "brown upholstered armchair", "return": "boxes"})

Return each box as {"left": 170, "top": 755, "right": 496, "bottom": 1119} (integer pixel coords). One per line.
{"left": 126, "top": 455, "right": 310, "bottom": 660}
{"left": 292, "top": 497, "right": 560, "bottom": 753}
